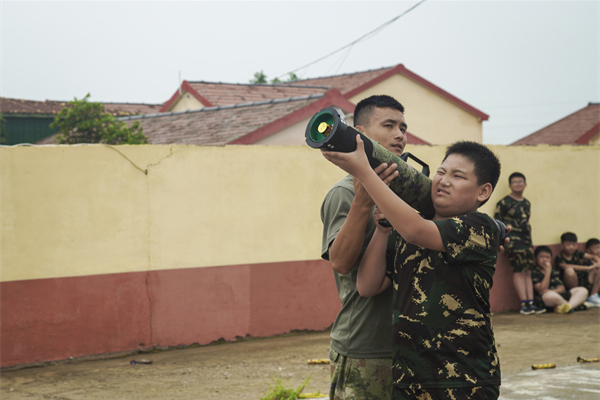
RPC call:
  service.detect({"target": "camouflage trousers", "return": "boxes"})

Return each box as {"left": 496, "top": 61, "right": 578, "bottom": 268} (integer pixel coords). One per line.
{"left": 329, "top": 348, "right": 393, "bottom": 400}
{"left": 505, "top": 245, "right": 534, "bottom": 272}
{"left": 393, "top": 385, "right": 499, "bottom": 400}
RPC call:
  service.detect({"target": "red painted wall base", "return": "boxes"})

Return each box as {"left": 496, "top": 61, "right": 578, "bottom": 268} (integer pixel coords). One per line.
{"left": 3, "top": 245, "right": 573, "bottom": 368}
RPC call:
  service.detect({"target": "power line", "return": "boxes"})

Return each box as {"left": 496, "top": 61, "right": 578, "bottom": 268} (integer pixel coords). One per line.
{"left": 277, "top": 0, "right": 428, "bottom": 79}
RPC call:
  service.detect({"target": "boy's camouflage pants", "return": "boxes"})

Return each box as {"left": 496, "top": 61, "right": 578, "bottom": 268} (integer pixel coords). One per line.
{"left": 393, "top": 385, "right": 499, "bottom": 400}
{"left": 329, "top": 348, "right": 392, "bottom": 400}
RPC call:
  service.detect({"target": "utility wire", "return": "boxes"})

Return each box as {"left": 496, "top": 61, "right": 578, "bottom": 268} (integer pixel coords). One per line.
{"left": 278, "top": 0, "right": 428, "bottom": 79}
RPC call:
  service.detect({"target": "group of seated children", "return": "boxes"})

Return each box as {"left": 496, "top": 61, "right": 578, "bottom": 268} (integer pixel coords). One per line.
{"left": 531, "top": 234, "right": 600, "bottom": 313}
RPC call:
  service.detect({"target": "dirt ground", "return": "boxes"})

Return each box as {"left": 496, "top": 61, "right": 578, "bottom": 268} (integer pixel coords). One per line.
{"left": 1, "top": 309, "right": 599, "bottom": 400}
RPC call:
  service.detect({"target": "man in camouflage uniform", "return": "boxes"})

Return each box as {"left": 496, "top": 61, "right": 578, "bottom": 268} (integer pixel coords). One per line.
{"left": 321, "top": 95, "right": 408, "bottom": 400}
{"left": 321, "top": 140, "right": 504, "bottom": 399}
{"left": 494, "top": 172, "right": 545, "bottom": 315}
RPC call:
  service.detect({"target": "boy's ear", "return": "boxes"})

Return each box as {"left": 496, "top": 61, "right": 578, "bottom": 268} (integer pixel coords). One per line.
{"left": 477, "top": 183, "right": 493, "bottom": 203}
{"left": 355, "top": 125, "right": 365, "bottom": 134}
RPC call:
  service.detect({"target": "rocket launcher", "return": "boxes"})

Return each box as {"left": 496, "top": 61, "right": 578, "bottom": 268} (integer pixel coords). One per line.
{"left": 306, "top": 107, "right": 436, "bottom": 220}
{"left": 305, "top": 107, "right": 508, "bottom": 245}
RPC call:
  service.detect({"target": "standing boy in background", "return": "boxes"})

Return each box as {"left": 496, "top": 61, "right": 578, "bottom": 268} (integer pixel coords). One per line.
{"left": 555, "top": 233, "right": 600, "bottom": 306}
{"left": 583, "top": 238, "right": 600, "bottom": 306}
{"left": 323, "top": 139, "right": 503, "bottom": 400}
{"left": 320, "top": 95, "right": 407, "bottom": 400}
{"left": 531, "top": 246, "right": 589, "bottom": 313}
{"left": 494, "top": 172, "right": 545, "bottom": 315}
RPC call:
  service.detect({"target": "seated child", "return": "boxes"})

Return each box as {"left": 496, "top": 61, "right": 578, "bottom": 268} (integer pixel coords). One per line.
{"left": 322, "top": 139, "right": 502, "bottom": 400}
{"left": 555, "top": 233, "right": 600, "bottom": 306}
{"left": 532, "top": 246, "right": 589, "bottom": 313}
{"left": 583, "top": 238, "right": 600, "bottom": 306}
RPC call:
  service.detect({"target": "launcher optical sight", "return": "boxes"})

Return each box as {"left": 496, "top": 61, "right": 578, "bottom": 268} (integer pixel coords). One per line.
{"left": 306, "top": 107, "right": 435, "bottom": 219}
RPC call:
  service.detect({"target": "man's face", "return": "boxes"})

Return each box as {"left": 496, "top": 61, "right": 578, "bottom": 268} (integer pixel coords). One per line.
{"left": 431, "top": 154, "right": 488, "bottom": 219}
{"left": 357, "top": 107, "right": 407, "bottom": 157}
{"left": 509, "top": 177, "right": 526, "bottom": 193}
{"left": 535, "top": 251, "right": 552, "bottom": 268}
{"left": 562, "top": 241, "right": 578, "bottom": 256}
{"left": 587, "top": 244, "right": 600, "bottom": 257}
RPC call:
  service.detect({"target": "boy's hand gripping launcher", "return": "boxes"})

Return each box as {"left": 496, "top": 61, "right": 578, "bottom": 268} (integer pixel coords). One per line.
{"left": 305, "top": 107, "right": 507, "bottom": 242}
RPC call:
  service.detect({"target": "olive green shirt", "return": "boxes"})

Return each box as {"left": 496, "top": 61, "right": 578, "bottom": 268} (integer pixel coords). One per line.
{"left": 321, "top": 175, "right": 393, "bottom": 359}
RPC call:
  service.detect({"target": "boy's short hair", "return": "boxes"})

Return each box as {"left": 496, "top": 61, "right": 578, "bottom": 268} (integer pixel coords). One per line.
{"left": 442, "top": 141, "right": 501, "bottom": 206}
{"left": 586, "top": 238, "right": 600, "bottom": 249}
{"left": 534, "top": 245, "right": 552, "bottom": 257}
{"left": 508, "top": 172, "right": 526, "bottom": 184}
{"left": 354, "top": 95, "right": 405, "bottom": 127}
{"left": 560, "top": 232, "right": 578, "bottom": 243}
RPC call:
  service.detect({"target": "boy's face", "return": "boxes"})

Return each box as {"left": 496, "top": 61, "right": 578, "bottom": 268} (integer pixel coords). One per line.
{"left": 535, "top": 251, "right": 552, "bottom": 267}
{"left": 357, "top": 107, "right": 407, "bottom": 157}
{"left": 431, "top": 154, "right": 491, "bottom": 219}
{"left": 561, "top": 241, "right": 578, "bottom": 256}
{"left": 509, "top": 177, "right": 526, "bottom": 194}
{"left": 587, "top": 244, "right": 600, "bottom": 256}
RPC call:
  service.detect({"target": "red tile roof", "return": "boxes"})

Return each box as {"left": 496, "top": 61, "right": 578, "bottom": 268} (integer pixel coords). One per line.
{"left": 160, "top": 81, "right": 328, "bottom": 112}
{"left": 121, "top": 89, "right": 428, "bottom": 146}
{"left": 161, "top": 64, "right": 488, "bottom": 121}
{"left": 125, "top": 94, "right": 332, "bottom": 145}
{"left": 511, "top": 103, "right": 600, "bottom": 145}
{"left": 292, "top": 66, "right": 397, "bottom": 95}
{"left": 1, "top": 97, "right": 161, "bottom": 117}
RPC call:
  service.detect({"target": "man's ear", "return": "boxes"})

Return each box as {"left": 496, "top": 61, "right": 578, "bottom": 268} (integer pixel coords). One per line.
{"left": 477, "top": 183, "right": 493, "bottom": 203}
{"left": 355, "top": 125, "right": 365, "bottom": 134}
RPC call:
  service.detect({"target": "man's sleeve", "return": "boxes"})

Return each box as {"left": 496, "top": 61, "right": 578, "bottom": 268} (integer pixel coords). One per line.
{"left": 320, "top": 186, "right": 353, "bottom": 260}
{"left": 435, "top": 213, "right": 499, "bottom": 267}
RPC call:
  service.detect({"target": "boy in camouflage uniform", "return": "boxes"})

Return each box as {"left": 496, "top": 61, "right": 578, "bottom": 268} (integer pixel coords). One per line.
{"left": 583, "top": 238, "right": 600, "bottom": 306}
{"left": 555, "top": 232, "right": 600, "bottom": 306}
{"left": 494, "top": 172, "right": 545, "bottom": 315}
{"left": 531, "top": 246, "right": 589, "bottom": 313}
{"left": 322, "top": 140, "right": 503, "bottom": 400}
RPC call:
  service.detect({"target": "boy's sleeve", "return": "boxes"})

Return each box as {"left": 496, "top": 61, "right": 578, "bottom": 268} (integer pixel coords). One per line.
{"left": 320, "top": 185, "right": 353, "bottom": 260}
{"left": 530, "top": 268, "right": 544, "bottom": 285}
{"left": 493, "top": 199, "right": 504, "bottom": 220}
{"left": 434, "top": 213, "right": 499, "bottom": 268}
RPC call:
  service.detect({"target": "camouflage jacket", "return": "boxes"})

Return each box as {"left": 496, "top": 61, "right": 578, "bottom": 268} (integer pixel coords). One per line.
{"left": 494, "top": 196, "right": 532, "bottom": 247}
{"left": 386, "top": 212, "right": 501, "bottom": 389}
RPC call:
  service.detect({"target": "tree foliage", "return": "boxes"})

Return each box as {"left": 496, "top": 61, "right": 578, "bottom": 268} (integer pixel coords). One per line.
{"left": 250, "top": 71, "right": 299, "bottom": 84}
{"left": 50, "top": 94, "right": 148, "bottom": 145}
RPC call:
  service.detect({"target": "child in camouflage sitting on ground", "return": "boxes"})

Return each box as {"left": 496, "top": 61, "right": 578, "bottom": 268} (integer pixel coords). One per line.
{"left": 531, "top": 245, "right": 589, "bottom": 313}
{"left": 322, "top": 140, "right": 503, "bottom": 400}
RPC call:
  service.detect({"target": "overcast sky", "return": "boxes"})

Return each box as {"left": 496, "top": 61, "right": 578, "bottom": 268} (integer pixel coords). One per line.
{"left": 1, "top": 0, "right": 598, "bottom": 144}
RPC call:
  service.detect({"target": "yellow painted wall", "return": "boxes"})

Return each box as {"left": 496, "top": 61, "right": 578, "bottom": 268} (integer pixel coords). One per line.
{"left": 169, "top": 91, "right": 204, "bottom": 112}
{"left": 2, "top": 144, "right": 598, "bottom": 282}
{"left": 590, "top": 134, "right": 599, "bottom": 145}
{"left": 349, "top": 74, "right": 483, "bottom": 145}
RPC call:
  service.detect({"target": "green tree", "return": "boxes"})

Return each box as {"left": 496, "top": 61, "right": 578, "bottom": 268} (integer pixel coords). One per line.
{"left": 250, "top": 71, "right": 299, "bottom": 84}
{"left": 250, "top": 71, "right": 268, "bottom": 84}
{"left": 50, "top": 94, "right": 148, "bottom": 145}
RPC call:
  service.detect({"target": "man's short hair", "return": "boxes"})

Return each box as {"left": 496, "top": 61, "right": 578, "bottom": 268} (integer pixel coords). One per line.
{"left": 354, "top": 95, "right": 404, "bottom": 127}
{"left": 534, "top": 245, "right": 552, "bottom": 257}
{"left": 509, "top": 172, "right": 526, "bottom": 184}
{"left": 442, "top": 141, "right": 501, "bottom": 206}
{"left": 586, "top": 238, "right": 600, "bottom": 249}
{"left": 561, "top": 232, "right": 578, "bottom": 243}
